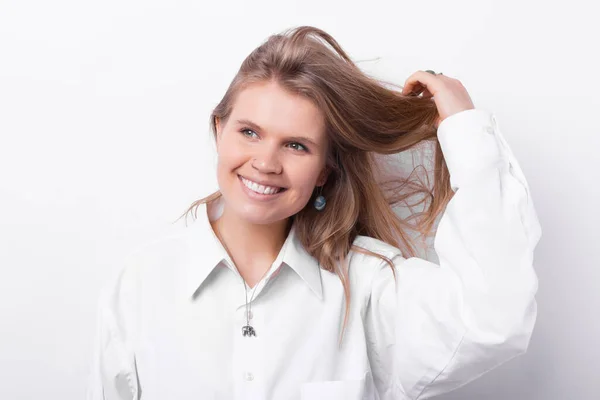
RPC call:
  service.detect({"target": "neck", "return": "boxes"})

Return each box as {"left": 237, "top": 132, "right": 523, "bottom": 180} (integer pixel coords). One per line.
{"left": 210, "top": 202, "right": 291, "bottom": 287}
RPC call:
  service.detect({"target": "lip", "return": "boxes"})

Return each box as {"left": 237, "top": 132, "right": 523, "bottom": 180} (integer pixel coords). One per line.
{"left": 238, "top": 175, "right": 286, "bottom": 201}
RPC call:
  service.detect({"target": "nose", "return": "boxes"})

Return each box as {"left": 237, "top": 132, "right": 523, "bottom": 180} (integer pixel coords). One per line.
{"left": 252, "top": 145, "right": 282, "bottom": 174}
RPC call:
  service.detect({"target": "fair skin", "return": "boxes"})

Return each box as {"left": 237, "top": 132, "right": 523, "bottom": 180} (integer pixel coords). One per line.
{"left": 211, "top": 72, "right": 474, "bottom": 288}
{"left": 211, "top": 80, "right": 329, "bottom": 287}
{"left": 401, "top": 70, "right": 475, "bottom": 128}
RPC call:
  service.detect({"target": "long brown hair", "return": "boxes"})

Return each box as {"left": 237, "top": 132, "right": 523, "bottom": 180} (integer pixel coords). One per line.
{"left": 177, "top": 26, "right": 455, "bottom": 345}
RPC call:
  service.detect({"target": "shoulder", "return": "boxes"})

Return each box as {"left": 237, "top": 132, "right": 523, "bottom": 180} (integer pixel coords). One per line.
{"left": 347, "top": 234, "right": 404, "bottom": 289}
{"left": 99, "top": 222, "right": 199, "bottom": 304}
{"left": 94, "top": 222, "right": 203, "bottom": 339}
{"left": 351, "top": 234, "right": 404, "bottom": 262}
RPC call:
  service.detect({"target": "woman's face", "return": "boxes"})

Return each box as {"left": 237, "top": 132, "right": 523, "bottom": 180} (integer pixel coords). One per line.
{"left": 215, "top": 80, "right": 329, "bottom": 226}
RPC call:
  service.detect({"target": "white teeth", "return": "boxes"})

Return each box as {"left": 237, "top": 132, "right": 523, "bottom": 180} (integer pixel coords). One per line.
{"left": 241, "top": 177, "right": 281, "bottom": 195}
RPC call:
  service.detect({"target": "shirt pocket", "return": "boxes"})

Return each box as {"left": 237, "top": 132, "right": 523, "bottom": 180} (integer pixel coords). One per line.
{"left": 301, "top": 378, "right": 367, "bottom": 400}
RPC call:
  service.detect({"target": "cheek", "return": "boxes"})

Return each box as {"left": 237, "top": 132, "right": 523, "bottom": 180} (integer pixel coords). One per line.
{"left": 217, "top": 136, "right": 245, "bottom": 168}
{"left": 287, "top": 161, "right": 323, "bottom": 191}
{"left": 217, "top": 152, "right": 238, "bottom": 170}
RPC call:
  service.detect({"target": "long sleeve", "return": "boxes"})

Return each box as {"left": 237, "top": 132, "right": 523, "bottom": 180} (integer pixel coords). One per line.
{"left": 366, "top": 109, "right": 542, "bottom": 399}
{"left": 86, "top": 265, "right": 141, "bottom": 400}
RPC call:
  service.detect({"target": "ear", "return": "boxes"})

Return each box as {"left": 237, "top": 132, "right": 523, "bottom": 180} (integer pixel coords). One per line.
{"left": 316, "top": 166, "right": 330, "bottom": 187}
{"left": 214, "top": 116, "right": 222, "bottom": 139}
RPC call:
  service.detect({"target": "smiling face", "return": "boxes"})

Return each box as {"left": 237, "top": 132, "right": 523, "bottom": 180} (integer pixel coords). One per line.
{"left": 214, "top": 80, "right": 330, "bottom": 226}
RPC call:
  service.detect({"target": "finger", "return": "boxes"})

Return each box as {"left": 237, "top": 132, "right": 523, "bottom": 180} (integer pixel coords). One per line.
{"left": 409, "top": 85, "right": 432, "bottom": 98}
{"left": 402, "top": 70, "right": 440, "bottom": 95}
{"left": 421, "top": 87, "right": 433, "bottom": 98}
{"left": 404, "top": 81, "right": 428, "bottom": 96}
{"left": 401, "top": 71, "right": 427, "bottom": 94}
{"left": 405, "top": 83, "right": 423, "bottom": 96}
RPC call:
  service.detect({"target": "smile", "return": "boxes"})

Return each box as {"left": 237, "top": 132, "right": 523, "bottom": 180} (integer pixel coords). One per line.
{"left": 238, "top": 175, "right": 286, "bottom": 195}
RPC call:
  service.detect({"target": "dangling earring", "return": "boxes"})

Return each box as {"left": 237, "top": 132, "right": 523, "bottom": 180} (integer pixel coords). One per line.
{"left": 314, "top": 186, "right": 326, "bottom": 211}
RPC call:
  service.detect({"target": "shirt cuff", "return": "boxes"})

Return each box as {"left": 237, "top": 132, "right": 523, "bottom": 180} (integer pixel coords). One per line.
{"left": 436, "top": 108, "right": 504, "bottom": 191}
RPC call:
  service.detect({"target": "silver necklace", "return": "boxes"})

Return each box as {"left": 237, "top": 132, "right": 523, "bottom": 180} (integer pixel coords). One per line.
{"left": 240, "top": 265, "right": 272, "bottom": 337}
{"left": 213, "top": 221, "right": 271, "bottom": 338}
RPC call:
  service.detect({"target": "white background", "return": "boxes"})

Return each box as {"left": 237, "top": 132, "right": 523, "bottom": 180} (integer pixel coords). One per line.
{"left": 1, "top": 1, "right": 598, "bottom": 399}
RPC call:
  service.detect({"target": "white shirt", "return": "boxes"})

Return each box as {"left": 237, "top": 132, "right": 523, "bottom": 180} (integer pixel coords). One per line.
{"left": 86, "top": 109, "right": 542, "bottom": 400}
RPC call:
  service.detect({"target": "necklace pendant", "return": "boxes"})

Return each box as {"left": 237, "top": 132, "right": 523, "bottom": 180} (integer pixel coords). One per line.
{"left": 242, "top": 325, "right": 256, "bottom": 337}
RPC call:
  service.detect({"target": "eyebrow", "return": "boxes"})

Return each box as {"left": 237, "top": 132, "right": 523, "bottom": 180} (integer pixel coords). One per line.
{"left": 235, "top": 118, "right": 320, "bottom": 147}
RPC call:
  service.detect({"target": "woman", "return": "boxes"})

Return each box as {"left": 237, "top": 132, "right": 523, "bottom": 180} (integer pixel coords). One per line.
{"left": 87, "top": 26, "right": 542, "bottom": 400}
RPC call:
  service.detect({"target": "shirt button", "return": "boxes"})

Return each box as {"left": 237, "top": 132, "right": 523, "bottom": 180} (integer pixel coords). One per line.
{"left": 244, "top": 372, "right": 254, "bottom": 381}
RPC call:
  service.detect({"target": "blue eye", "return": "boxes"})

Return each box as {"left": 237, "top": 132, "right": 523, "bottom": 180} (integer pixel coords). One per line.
{"left": 288, "top": 142, "right": 308, "bottom": 152}
{"left": 240, "top": 128, "right": 258, "bottom": 138}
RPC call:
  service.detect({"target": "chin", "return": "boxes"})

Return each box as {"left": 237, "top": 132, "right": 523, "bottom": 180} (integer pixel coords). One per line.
{"left": 239, "top": 209, "right": 288, "bottom": 226}
{"left": 232, "top": 199, "right": 301, "bottom": 227}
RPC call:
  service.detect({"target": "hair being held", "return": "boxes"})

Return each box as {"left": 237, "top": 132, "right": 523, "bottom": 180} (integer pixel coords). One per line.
{"left": 178, "top": 25, "right": 455, "bottom": 344}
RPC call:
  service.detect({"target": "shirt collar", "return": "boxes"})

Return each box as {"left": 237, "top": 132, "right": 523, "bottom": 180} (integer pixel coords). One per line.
{"left": 182, "top": 194, "right": 323, "bottom": 300}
